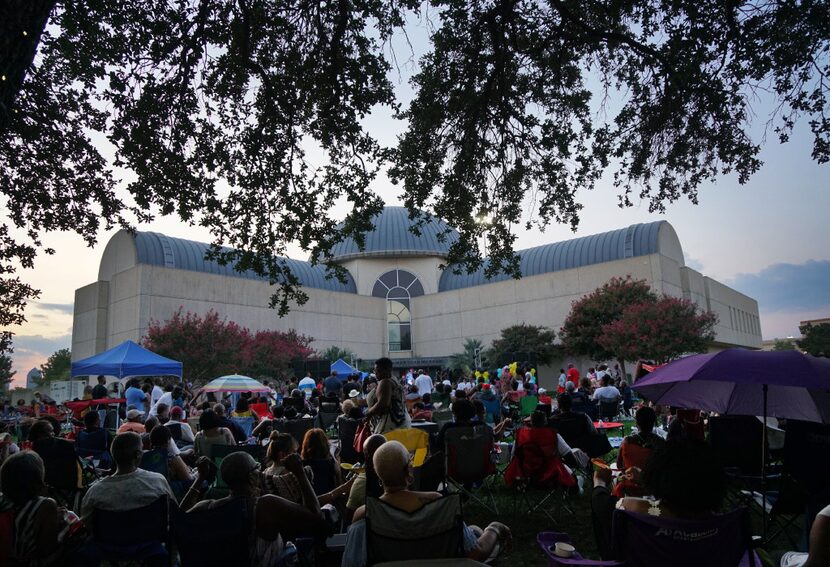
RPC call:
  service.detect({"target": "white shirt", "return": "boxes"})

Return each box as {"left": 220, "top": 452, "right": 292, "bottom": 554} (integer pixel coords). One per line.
{"left": 165, "top": 420, "right": 195, "bottom": 443}
{"left": 592, "top": 385, "right": 621, "bottom": 402}
{"left": 151, "top": 385, "right": 164, "bottom": 405}
{"left": 150, "top": 392, "right": 174, "bottom": 416}
{"left": 414, "top": 374, "right": 433, "bottom": 396}
{"left": 298, "top": 377, "right": 316, "bottom": 397}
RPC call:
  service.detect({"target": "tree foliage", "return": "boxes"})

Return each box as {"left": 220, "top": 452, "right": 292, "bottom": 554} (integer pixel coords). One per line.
{"left": 488, "top": 324, "right": 560, "bottom": 365}
{"left": 449, "top": 338, "right": 487, "bottom": 372}
{"left": 560, "top": 277, "right": 656, "bottom": 361}
{"left": 0, "top": 352, "right": 15, "bottom": 389}
{"left": 598, "top": 296, "right": 717, "bottom": 364}
{"left": 772, "top": 338, "right": 797, "bottom": 351}
{"left": 317, "top": 345, "right": 356, "bottom": 365}
{"left": 39, "top": 347, "right": 71, "bottom": 383}
{"left": 143, "top": 308, "right": 315, "bottom": 384}
{"left": 2, "top": 1, "right": 829, "bottom": 350}
{"left": 561, "top": 277, "right": 717, "bottom": 365}
{"left": 797, "top": 322, "right": 830, "bottom": 357}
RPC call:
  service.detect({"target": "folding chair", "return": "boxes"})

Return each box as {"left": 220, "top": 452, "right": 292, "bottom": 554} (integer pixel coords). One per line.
{"left": 504, "top": 426, "right": 576, "bottom": 522}
{"left": 479, "top": 397, "right": 501, "bottom": 424}
{"left": 431, "top": 410, "right": 454, "bottom": 428}
{"left": 520, "top": 395, "right": 539, "bottom": 417}
{"left": 337, "top": 417, "right": 362, "bottom": 464}
{"left": 173, "top": 497, "right": 250, "bottom": 567}
{"left": 538, "top": 507, "right": 758, "bottom": 567}
{"left": 384, "top": 428, "right": 429, "bottom": 467}
{"left": 316, "top": 403, "right": 341, "bottom": 435}
{"left": 91, "top": 496, "right": 171, "bottom": 566}
{"left": 597, "top": 400, "right": 620, "bottom": 421}
{"left": 208, "top": 444, "right": 265, "bottom": 490}
{"left": 444, "top": 425, "right": 499, "bottom": 513}
{"left": 571, "top": 397, "right": 598, "bottom": 421}
{"left": 140, "top": 448, "right": 171, "bottom": 478}
{"left": 33, "top": 437, "right": 85, "bottom": 510}
{"left": 275, "top": 417, "right": 315, "bottom": 446}
{"left": 76, "top": 428, "right": 112, "bottom": 468}
{"left": 366, "top": 494, "right": 464, "bottom": 565}
{"left": 230, "top": 416, "right": 256, "bottom": 438}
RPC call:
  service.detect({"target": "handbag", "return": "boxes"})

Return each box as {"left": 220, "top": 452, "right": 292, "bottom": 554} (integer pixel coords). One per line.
{"left": 353, "top": 421, "right": 370, "bottom": 454}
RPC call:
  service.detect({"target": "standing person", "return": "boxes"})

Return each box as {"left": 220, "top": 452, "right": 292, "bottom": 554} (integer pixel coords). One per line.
{"left": 414, "top": 370, "right": 433, "bottom": 397}
{"left": 558, "top": 369, "right": 567, "bottom": 394}
{"left": 91, "top": 376, "right": 109, "bottom": 400}
{"left": 145, "top": 379, "right": 164, "bottom": 406}
{"left": 566, "top": 363, "right": 580, "bottom": 388}
{"left": 298, "top": 372, "right": 317, "bottom": 398}
{"left": 324, "top": 371, "right": 343, "bottom": 397}
{"left": 124, "top": 380, "right": 147, "bottom": 416}
{"left": 365, "top": 357, "right": 410, "bottom": 435}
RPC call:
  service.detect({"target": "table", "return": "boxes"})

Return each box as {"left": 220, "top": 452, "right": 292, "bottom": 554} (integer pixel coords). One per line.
{"left": 593, "top": 421, "right": 624, "bottom": 435}
{"left": 410, "top": 421, "right": 439, "bottom": 435}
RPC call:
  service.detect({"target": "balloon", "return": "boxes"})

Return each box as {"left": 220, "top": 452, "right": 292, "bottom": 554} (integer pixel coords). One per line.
{"left": 530, "top": 368, "right": 536, "bottom": 376}
{"left": 497, "top": 368, "right": 503, "bottom": 378}
{"left": 509, "top": 362, "right": 518, "bottom": 374}
{"left": 483, "top": 371, "right": 489, "bottom": 380}
{"left": 474, "top": 371, "right": 481, "bottom": 378}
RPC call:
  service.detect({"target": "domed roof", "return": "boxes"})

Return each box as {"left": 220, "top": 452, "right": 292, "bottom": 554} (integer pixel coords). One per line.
{"left": 330, "top": 206, "right": 460, "bottom": 261}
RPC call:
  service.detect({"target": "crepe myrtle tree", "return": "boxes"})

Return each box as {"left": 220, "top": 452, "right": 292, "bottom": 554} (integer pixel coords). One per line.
{"left": 2, "top": 1, "right": 829, "bottom": 353}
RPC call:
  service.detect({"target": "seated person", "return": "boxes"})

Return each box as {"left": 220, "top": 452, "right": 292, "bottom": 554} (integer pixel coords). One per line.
{"left": 504, "top": 411, "right": 582, "bottom": 488}
{"left": 780, "top": 503, "right": 830, "bottom": 567}
{"left": 549, "top": 393, "right": 609, "bottom": 458}
{"left": 261, "top": 432, "right": 312, "bottom": 505}
{"left": 148, "top": 424, "right": 194, "bottom": 484}
{"left": 193, "top": 410, "right": 235, "bottom": 458}
{"left": 213, "top": 403, "right": 248, "bottom": 444}
{"left": 251, "top": 406, "right": 286, "bottom": 442}
{"left": 300, "top": 428, "right": 342, "bottom": 497}
{"left": 164, "top": 406, "right": 195, "bottom": 446}
{"left": 0, "top": 451, "right": 70, "bottom": 564}
{"left": 28, "top": 420, "right": 84, "bottom": 498}
{"left": 231, "top": 397, "right": 260, "bottom": 421}
{"left": 591, "top": 375, "right": 621, "bottom": 403}
{"left": 117, "top": 409, "right": 146, "bottom": 434}
{"left": 181, "top": 452, "right": 328, "bottom": 565}
{"left": 76, "top": 410, "right": 112, "bottom": 467}
{"left": 410, "top": 402, "right": 432, "bottom": 422}
{"left": 614, "top": 406, "right": 665, "bottom": 497}
{"left": 345, "top": 434, "right": 386, "bottom": 524}
{"left": 343, "top": 440, "right": 511, "bottom": 566}
{"left": 82, "top": 432, "right": 175, "bottom": 518}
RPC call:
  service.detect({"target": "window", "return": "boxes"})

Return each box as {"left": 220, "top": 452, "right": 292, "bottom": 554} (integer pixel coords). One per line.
{"left": 372, "top": 270, "right": 424, "bottom": 351}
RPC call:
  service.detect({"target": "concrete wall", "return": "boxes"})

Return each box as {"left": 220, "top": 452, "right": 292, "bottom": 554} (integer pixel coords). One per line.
{"left": 704, "top": 276, "right": 762, "bottom": 348}
{"left": 72, "top": 281, "right": 110, "bottom": 359}
{"left": 340, "top": 256, "right": 445, "bottom": 296}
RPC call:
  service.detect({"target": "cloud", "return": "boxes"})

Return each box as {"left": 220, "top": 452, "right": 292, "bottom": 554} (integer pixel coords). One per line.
{"left": 34, "top": 302, "right": 75, "bottom": 315}
{"left": 683, "top": 253, "right": 704, "bottom": 272}
{"left": 729, "top": 260, "right": 830, "bottom": 312}
{"left": 7, "top": 334, "right": 72, "bottom": 388}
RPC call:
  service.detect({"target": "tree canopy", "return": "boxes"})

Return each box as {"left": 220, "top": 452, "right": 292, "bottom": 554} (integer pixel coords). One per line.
{"left": 2, "top": 1, "right": 828, "bottom": 349}
{"left": 39, "top": 347, "right": 71, "bottom": 383}
{"left": 488, "top": 323, "right": 560, "bottom": 365}
{"left": 797, "top": 322, "right": 830, "bottom": 357}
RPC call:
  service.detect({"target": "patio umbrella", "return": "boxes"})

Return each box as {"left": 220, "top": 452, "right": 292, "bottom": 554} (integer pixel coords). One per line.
{"left": 632, "top": 348, "right": 830, "bottom": 538}
{"left": 201, "top": 374, "right": 271, "bottom": 393}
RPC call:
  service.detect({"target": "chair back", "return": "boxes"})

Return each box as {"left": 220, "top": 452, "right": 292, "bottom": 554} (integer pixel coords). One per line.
{"left": 613, "top": 507, "right": 756, "bottom": 567}
{"left": 140, "top": 448, "right": 171, "bottom": 479}
{"left": 709, "top": 416, "right": 765, "bottom": 475}
{"left": 444, "top": 425, "right": 496, "bottom": 484}
{"left": 250, "top": 402, "right": 270, "bottom": 419}
{"left": 275, "top": 417, "right": 315, "bottom": 446}
{"left": 520, "top": 395, "right": 539, "bottom": 417}
{"left": 316, "top": 403, "right": 340, "bottom": 431}
{"left": 480, "top": 398, "right": 501, "bottom": 424}
{"left": 173, "top": 497, "right": 250, "bottom": 567}
{"left": 431, "top": 410, "right": 454, "bottom": 427}
{"left": 304, "top": 458, "right": 337, "bottom": 496}
{"left": 76, "top": 428, "right": 109, "bottom": 452}
{"left": 598, "top": 400, "right": 619, "bottom": 421}
{"left": 165, "top": 422, "right": 184, "bottom": 442}
{"left": 366, "top": 494, "right": 464, "bottom": 564}
{"left": 337, "top": 417, "right": 362, "bottom": 463}
{"left": 231, "top": 416, "right": 256, "bottom": 437}
{"left": 504, "top": 427, "right": 575, "bottom": 489}
{"left": 92, "top": 496, "right": 170, "bottom": 561}
{"left": 571, "top": 397, "right": 598, "bottom": 420}
{"left": 384, "top": 428, "right": 430, "bottom": 467}
{"left": 282, "top": 397, "right": 307, "bottom": 414}
{"left": 33, "top": 438, "right": 84, "bottom": 491}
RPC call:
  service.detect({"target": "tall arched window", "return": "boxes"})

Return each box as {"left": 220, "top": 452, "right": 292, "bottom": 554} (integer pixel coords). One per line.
{"left": 372, "top": 270, "right": 424, "bottom": 352}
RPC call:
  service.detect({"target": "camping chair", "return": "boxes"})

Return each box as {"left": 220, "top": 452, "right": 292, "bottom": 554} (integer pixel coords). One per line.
{"left": 520, "top": 395, "right": 539, "bottom": 417}
{"left": 538, "top": 507, "right": 758, "bottom": 567}
{"left": 316, "top": 402, "right": 341, "bottom": 435}
{"left": 140, "top": 448, "right": 171, "bottom": 478}
{"left": 549, "top": 414, "right": 612, "bottom": 459}
{"left": 230, "top": 416, "right": 256, "bottom": 438}
{"left": 384, "top": 428, "right": 430, "bottom": 468}
{"left": 337, "top": 417, "right": 362, "bottom": 464}
{"left": 76, "top": 428, "right": 113, "bottom": 468}
{"left": 365, "top": 494, "right": 464, "bottom": 565}
{"left": 33, "top": 437, "right": 86, "bottom": 510}
{"left": 208, "top": 444, "right": 265, "bottom": 491}
{"left": 173, "top": 497, "right": 250, "bottom": 567}
{"left": 444, "top": 425, "right": 499, "bottom": 513}
{"left": 571, "top": 397, "right": 598, "bottom": 421}
{"left": 91, "top": 496, "right": 171, "bottom": 566}
{"left": 275, "top": 417, "right": 315, "bottom": 446}
{"left": 480, "top": 397, "right": 501, "bottom": 424}
{"left": 431, "top": 409, "right": 454, "bottom": 427}
{"left": 164, "top": 423, "right": 192, "bottom": 450}
{"left": 597, "top": 400, "right": 620, "bottom": 421}
{"left": 504, "top": 426, "right": 576, "bottom": 522}
{"left": 250, "top": 402, "right": 271, "bottom": 420}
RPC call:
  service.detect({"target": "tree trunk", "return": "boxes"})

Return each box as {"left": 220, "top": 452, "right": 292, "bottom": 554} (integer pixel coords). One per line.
{"left": 0, "top": 0, "right": 57, "bottom": 131}
{"left": 618, "top": 358, "right": 627, "bottom": 382}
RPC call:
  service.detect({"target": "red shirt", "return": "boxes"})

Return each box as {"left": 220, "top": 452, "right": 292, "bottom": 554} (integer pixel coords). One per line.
{"left": 567, "top": 367, "right": 580, "bottom": 385}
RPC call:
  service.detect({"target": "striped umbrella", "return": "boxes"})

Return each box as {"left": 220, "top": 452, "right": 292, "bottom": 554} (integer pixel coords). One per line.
{"left": 201, "top": 374, "right": 271, "bottom": 393}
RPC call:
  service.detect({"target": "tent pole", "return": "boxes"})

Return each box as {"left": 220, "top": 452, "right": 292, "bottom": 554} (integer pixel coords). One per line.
{"left": 762, "top": 383, "right": 768, "bottom": 542}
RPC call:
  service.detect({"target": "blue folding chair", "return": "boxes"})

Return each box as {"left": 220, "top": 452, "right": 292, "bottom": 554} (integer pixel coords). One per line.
{"left": 230, "top": 416, "right": 256, "bottom": 438}
{"left": 91, "top": 496, "right": 170, "bottom": 565}
{"left": 173, "top": 498, "right": 250, "bottom": 566}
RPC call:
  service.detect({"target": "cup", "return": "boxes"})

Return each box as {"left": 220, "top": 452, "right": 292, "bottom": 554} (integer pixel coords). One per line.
{"left": 553, "top": 542, "right": 575, "bottom": 558}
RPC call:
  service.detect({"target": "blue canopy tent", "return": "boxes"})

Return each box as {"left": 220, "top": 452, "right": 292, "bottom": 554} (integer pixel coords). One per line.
{"left": 330, "top": 358, "right": 358, "bottom": 381}
{"left": 71, "top": 340, "right": 183, "bottom": 380}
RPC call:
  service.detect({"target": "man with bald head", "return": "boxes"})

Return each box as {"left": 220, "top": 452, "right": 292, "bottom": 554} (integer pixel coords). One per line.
{"left": 81, "top": 431, "right": 174, "bottom": 518}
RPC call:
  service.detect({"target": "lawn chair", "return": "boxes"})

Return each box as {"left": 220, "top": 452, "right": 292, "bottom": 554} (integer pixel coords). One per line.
{"left": 32, "top": 437, "right": 85, "bottom": 510}
{"left": 431, "top": 409, "right": 454, "bottom": 427}
{"left": 173, "top": 497, "right": 250, "bottom": 566}
{"left": 480, "top": 397, "right": 501, "bottom": 424}
{"left": 337, "top": 417, "right": 362, "bottom": 464}
{"left": 444, "top": 425, "right": 499, "bottom": 513}
{"left": 366, "top": 494, "right": 464, "bottom": 565}
{"left": 505, "top": 426, "right": 576, "bottom": 522}
{"left": 520, "top": 395, "right": 539, "bottom": 417}
{"left": 549, "top": 414, "right": 612, "bottom": 459}
{"left": 316, "top": 402, "right": 340, "bottom": 435}
{"left": 250, "top": 402, "right": 271, "bottom": 420}
{"left": 384, "top": 428, "right": 429, "bottom": 467}
{"left": 91, "top": 496, "right": 171, "bottom": 566}
{"left": 571, "top": 397, "right": 598, "bottom": 421}
{"left": 274, "top": 416, "right": 315, "bottom": 446}
{"left": 230, "top": 416, "right": 256, "bottom": 438}
{"left": 75, "top": 428, "right": 112, "bottom": 468}
{"left": 538, "top": 507, "right": 758, "bottom": 567}
{"left": 164, "top": 422, "right": 193, "bottom": 450}
{"left": 208, "top": 444, "right": 265, "bottom": 490}
{"left": 140, "top": 448, "right": 170, "bottom": 478}
{"left": 597, "top": 400, "right": 620, "bottom": 421}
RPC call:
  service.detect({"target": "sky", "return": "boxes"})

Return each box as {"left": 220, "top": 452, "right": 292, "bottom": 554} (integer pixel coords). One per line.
{"left": 5, "top": 12, "right": 830, "bottom": 387}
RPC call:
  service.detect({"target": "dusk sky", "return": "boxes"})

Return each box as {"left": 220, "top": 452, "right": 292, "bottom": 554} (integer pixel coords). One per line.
{"left": 6, "top": 17, "right": 829, "bottom": 387}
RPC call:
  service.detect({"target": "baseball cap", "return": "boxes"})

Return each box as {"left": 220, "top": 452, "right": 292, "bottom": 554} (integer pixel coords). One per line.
{"left": 126, "top": 409, "right": 142, "bottom": 420}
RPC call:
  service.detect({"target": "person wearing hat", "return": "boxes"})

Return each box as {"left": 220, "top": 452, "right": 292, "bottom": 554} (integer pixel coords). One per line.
{"left": 117, "top": 409, "right": 146, "bottom": 434}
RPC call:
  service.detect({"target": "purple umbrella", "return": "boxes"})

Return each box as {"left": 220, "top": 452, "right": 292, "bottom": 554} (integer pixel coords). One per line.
{"left": 633, "top": 349, "right": 830, "bottom": 424}
{"left": 633, "top": 348, "right": 830, "bottom": 539}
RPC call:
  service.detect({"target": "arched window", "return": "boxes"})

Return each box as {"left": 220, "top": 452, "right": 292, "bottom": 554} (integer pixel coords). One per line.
{"left": 372, "top": 270, "right": 424, "bottom": 352}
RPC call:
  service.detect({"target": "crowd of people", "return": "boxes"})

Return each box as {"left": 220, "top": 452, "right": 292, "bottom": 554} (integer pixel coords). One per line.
{"left": 0, "top": 357, "right": 828, "bottom": 567}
